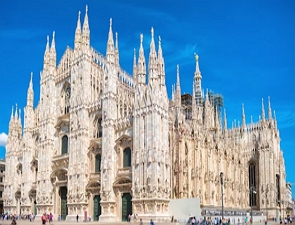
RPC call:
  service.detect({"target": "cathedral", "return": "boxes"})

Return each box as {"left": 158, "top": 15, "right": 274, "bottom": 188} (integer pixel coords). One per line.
{"left": 3, "top": 6, "right": 287, "bottom": 222}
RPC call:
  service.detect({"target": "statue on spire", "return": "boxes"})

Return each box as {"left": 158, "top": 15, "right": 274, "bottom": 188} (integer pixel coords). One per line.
{"left": 194, "top": 53, "right": 199, "bottom": 62}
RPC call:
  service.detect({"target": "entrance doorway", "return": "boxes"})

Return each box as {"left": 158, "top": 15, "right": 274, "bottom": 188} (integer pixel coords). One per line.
{"left": 60, "top": 186, "right": 68, "bottom": 220}
{"left": 93, "top": 195, "right": 101, "bottom": 221}
{"left": 121, "top": 193, "right": 132, "bottom": 221}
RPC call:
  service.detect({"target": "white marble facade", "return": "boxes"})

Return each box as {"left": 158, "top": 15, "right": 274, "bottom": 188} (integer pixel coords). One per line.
{"left": 3, "top": 6, "right": 287, "bottom": 222}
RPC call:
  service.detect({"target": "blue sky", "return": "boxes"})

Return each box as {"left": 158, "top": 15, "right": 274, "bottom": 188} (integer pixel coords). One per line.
{"left": 0, "top": 1, "right": 294, "bottom": 194}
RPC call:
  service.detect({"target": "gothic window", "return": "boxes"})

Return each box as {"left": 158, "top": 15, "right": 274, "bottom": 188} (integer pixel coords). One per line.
{"left": 97, "top": 118, "right": 102, "bottom": 138}
{"left": 65, "top": 86, "right": 71, "bottom": 114}
{"left": 61, "top": 135, "right": 68, "bottom": 154}
{"left": 95, "top": 154, "right": 101, "bottom": 172}
{"left": 249, "top": 162, "right": 256, "bottom": 206}
{"left": 276, "top": 174, "right": 280, "bottom": 203}
{"left": 123, "top": 148, "right": 131, "bottom": 167}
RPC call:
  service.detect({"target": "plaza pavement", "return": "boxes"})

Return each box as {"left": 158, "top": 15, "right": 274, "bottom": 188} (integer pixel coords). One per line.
{"left": 0, "top": 220, "right": 281, "bottom": 225}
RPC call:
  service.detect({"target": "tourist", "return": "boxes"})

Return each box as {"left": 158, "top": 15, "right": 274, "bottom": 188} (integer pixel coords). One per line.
{"left": 150, "top": 219, "right": 155, "bottom": 225}
{"left": 49, "top": 213, "right": 53, "bottom": 224}
{"left": 140, "top": 218, "right": 143, "bottom": 225}
{"left": 41, "top": 213, "right": 47, "bottom": 225}
{"left": 10, "top": 217, "right": 17, "bottom": 225}
{"left": 76, "top": 214, "right": 79, "bottom": 222}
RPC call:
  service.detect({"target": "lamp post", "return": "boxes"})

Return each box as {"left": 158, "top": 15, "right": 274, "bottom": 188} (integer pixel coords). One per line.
{"left": 250, "top": 186, "right": 256, "bottom": 224}
{"left": 220, "top": 172, "right": 224, "bottom": 220}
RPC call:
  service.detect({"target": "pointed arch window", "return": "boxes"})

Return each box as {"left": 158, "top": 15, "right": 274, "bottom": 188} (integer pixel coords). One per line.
{"left": 123, "top": 148, "right": 131, "bottom": 167}
{"left": 95, "top": 154, "right": 101, "bottom": 172}
{"left": 276, "top": 174, "right": 280, "bottom": 203}
{"left": 64, "top": 86, "right": 71, "bottom": 114}
{"left": 249, "top": 162, "right": 256, "bottom": 206}
{"left": 61, "top": 135, "right": 68, "bottom": 154}
{"left": 97, "top": 118, "right": 102, "bottom": 138}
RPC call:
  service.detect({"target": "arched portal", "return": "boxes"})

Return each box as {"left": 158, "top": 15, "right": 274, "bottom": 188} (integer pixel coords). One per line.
{"left": 60, "top": 186, "right": 68, "bottom": 220}
{"left": 93, "top": 195, "right": 101, "bottom": 221}
{"left": 121, "top": 193, "right": 132, "bottom": 222}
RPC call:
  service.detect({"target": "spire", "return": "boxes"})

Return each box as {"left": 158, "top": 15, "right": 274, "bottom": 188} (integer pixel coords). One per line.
{"left": 194, "top": 54, "right": 203, "bottom": 106}
{"left": 192, "top": 81, "right": 197, "bottom": 120}
{"left": 27, "top": 72, "right": 34, "bottom": 108}
{"left": 148, "top": 27, "right": 158, "bottom": 84}
{"left": 261, "top": 98, "right": 265, "bottom": 121}
{"left": 157, "top": 35, "right": 165, "bottom": 86}
{"left": 175, "top": 65, "right": 181, "bottom": 107}
{"left": 15, "top": 103, "right": 18, "bottom": 119}
{"left": 133, "top": 48, "right": 137, "bottom": 77}
{"left": 43, "top": 35, "right": 50, "bottom": 69}
{"left": 268, "top": 96, "right": 272, "bottom": 119}
{"left": 82, "top": 5, "right": 90, "bottom": 47}
{"left": 242, "top": 103, "right": 246, "bottom": 129}
{"left": 115, "top": 32, "right": 119, "bottom": 65}
{"left": 74, "top": 11, "right": 82, "bottom": 50}
{"left": 223, "top": 108, "right": 227, "bottom": 130}
{"left": 106, "top": 18, "right": 115, "bottom": 64}
{"left": 215, "top": 106, "right": 221, "bottom": 129}
{"left": 137, "top": 33, "right": 146, "bottom": 85}
{"left": 50, "top": 31, "right": 56, "bottom": 67}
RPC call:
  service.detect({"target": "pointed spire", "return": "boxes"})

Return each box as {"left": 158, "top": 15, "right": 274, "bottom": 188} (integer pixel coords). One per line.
{"left": 137, "top": 33, "right": 146, "bottom": 85}
{"left": 261, "top": 98, "right": 265, "bottom": 121}
{"left": 175, "top": 65, "right": 181, "bottom": 107}
{"left": 106, "top": 18, "right": 115, "bottom": 64}
{"left": 194, "top": 53, "right": 203, "bottom": 106}
{"left": 268, "top": 96, "right": 272, "bottom": 119}
{"left": 19, "top": 108, "right": 21, "bottom": 122}
{"left": 172, "top": 84, "right": 174, "bottom": 101}
{"left": 29, "top": 72, "right": 33, "bottom": 89}
{"left": 11, "top": 106, "right": 14, "bottom": 119}
{"left": 133, "top": 48, "right": 137, "bottom": 77}
{"left": 223, "top": 108, "right": 227, "bottom": 130}
{"left": 82, "top": 5, "right": 90, "bottom": 47}
{"left": 51, "top": 31, "right": 56, "bottom": 52}
{"left": 148, "top": 27, "right": 158, "bottom": 84}
{"left": 46, "top": 35, "right": 50, "bottom": 52}
{"left": 74, "top": 11, "right": 82, "bottom": 50}
{"left": 176, "top": 64, "right": 180, "bottom": 87}
{"left": 115, "top": 32, "right": 119, "bottom": 65}
{"left": 27, "top": 72, "right": 34, "bottom": 108}
{"left": 157, "top": 35, "right": 165, "bottom": 86}
{"left": 50, "top": 31, "right": 56, "bottom": 67}
{"left": 242, "top": 103, "right": 246, "bottom": 129}
{"left": 15, "top": 103, "right": 18, "bottom": 119}
{"left": 43, "top": 35, "right": 50, "bottom": 69}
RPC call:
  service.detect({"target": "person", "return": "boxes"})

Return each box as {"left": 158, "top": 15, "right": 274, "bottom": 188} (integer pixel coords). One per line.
{"left": 76, "top": 214, "right": 79, "bottom": 222}
{"left": 41, "top": 213, "right": 47, "bottom": 225}
{"left": 150, "top": 219, "right": 155, "bottom": 225}
{"left": 11, "top": 217, "right": 17, "bottom": 225}
{"left": 49, "top": 213, "right": 53, "bottom": 224}
{"left": 140, "top": 218, "right": 143, "bottom": 225}
{"left": 192, "top": 217, "right": 196, "bottom": 225}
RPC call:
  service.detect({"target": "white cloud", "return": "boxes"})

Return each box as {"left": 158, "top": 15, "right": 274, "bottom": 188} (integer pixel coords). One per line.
{"left": 0, "top": 132, "right": 8, "bottom": 147}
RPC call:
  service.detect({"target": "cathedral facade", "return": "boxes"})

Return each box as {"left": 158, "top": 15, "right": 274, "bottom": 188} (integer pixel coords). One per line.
{"left": 3, "top": 7, "right": 287, "bottom": 222}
